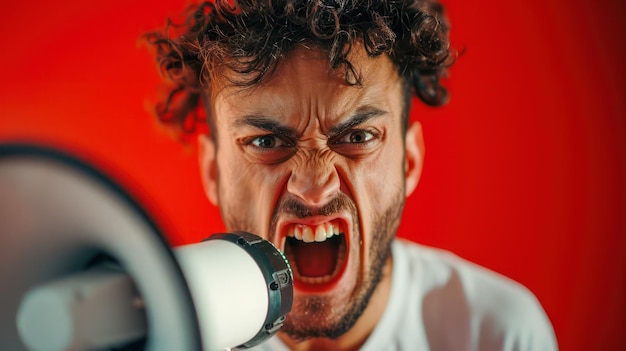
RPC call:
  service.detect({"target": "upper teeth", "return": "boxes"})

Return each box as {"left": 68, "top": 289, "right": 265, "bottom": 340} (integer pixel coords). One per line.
{"left": 287, "top": 220, "right": 343, "bottom": 243}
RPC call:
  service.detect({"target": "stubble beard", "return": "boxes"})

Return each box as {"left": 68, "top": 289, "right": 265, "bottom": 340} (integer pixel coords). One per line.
{"left": 275, "top": 190, "right": 406, "bottom": 341}
{"left": 219, "top": 183, "right": 406, "bottom": 341}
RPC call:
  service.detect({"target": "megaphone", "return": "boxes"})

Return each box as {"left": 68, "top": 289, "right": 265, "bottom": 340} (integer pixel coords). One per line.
{"left": 0, "top": 144, "right": 293, "bottom": 351}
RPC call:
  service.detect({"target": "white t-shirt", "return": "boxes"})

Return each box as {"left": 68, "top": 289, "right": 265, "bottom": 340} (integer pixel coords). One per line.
{"left": 246, "top": 239, "right": 558, "bottom": 351}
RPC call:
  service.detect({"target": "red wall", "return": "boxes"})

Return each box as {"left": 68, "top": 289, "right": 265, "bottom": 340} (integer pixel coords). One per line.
{"left": 1, "top": 1, "right": 624, "bottom": 350}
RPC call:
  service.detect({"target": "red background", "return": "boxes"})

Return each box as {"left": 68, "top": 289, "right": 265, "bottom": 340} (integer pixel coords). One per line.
{"left": 0, "top": 0, "right": 624, "bottom": 350}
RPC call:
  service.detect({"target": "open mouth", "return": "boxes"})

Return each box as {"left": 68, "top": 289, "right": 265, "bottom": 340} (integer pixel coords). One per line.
{"left": 283, "top": 219, "right": 348, "bottom": 288}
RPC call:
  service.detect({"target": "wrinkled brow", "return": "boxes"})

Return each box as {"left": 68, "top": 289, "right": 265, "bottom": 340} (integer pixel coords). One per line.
{"left": 232, "top": 115, "right": 300, "bottom": 139}
{"left": 232, "top": 106, "right": 387, "bottom": 138}
{"left": 327, "top": 107, "right": 388, "bottom": 137}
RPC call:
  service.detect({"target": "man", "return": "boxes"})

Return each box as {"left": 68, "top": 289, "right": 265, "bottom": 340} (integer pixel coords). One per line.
{"left": 146, "top": 1, "right": 558, "bottom": 350}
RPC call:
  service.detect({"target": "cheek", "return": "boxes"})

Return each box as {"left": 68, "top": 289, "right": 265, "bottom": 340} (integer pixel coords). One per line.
{"left": 346, "top": 145, "right": 405, "bottom": 232}
{"left": 216, "top": 152, "right": 288, "bottom": 233}
{"left": 360, "top": 146, "right": 404, "bottom": 194}
{"left": 360, "top": 167, "right": 403, "bottom": 222}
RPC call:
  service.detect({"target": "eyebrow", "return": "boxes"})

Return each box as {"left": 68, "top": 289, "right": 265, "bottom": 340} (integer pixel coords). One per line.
{"left": 327, "top": 107, "right": 388, "bottom": 136}
{"left": 233, "top": 115, "right": 300, "bottom": 139}
{"left": 232, "top": 106, "right": 387, "bottom": 138}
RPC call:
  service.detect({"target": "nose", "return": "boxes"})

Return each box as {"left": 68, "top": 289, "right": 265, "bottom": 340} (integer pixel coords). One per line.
{"left": 286, "top": 151, "right": 340, "bottom": 207}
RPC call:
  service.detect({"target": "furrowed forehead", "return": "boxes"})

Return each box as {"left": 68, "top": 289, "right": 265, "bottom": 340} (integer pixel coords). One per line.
{"left": 205, "top": 44, "right": 405, "bottom": 136}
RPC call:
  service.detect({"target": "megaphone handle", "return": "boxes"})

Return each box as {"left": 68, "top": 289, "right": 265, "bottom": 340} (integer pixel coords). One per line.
{"left": 17, "top": 268, "right": 147, "bottom": 351}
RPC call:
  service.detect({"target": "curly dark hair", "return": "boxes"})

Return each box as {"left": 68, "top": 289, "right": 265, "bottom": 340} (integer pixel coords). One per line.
{"left": 144, "top": 0, "right": 454, "bottom": 137}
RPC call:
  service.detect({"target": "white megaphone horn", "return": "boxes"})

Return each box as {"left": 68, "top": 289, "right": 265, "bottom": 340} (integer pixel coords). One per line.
{"left": 0, "top": 144, "right": 293, "bottom": 351}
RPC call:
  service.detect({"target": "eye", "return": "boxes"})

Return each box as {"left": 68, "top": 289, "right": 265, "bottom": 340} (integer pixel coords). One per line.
{"left": 337, "top": 130, "right": 375, "bottom": 144}
{"left": 330, "top": 129, "right": 380, "bottom": 157}
{"left": 244, "top": 134, "right": 295, "bottom": 164}
{"left": 251, "top": 135, "right": 285, "bottom": 148}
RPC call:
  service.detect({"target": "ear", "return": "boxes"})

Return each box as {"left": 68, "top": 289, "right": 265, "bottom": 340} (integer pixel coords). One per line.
{"left": 404, "top": 121, "right": 425, "bottom": 198}
{"left": 198, "top": 134, "right": 219, "bottom": 206}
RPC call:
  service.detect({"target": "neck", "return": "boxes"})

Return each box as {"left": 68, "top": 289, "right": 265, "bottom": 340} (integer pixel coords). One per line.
{"left": 277, "top": 256, "right": 393, "bottom": 351}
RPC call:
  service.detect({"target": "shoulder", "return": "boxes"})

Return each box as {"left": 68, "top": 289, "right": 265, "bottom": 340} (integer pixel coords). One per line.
{"left": 393, "top": 239, "right": 558, "bottom": 351}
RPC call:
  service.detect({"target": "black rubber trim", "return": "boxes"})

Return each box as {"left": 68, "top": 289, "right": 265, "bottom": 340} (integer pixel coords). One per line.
{"left": 206, "top": 232, "right": 293, "bottom": 349}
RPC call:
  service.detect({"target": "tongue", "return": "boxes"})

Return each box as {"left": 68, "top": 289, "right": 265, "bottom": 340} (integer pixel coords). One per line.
{"left": 291, "top": 240, "right": 337, "bottom": 277}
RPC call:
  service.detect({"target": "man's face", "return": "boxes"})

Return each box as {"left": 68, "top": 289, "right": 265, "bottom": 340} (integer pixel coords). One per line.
{"left": 199, "top": 47, "right": 423, "bottom": 340}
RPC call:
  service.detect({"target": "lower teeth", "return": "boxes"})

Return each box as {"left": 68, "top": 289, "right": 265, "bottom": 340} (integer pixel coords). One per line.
{"left": 298, "top": 274, "right": 335, "bottom": 284}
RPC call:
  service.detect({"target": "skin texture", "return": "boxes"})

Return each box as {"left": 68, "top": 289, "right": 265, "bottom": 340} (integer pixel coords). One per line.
{"left": 198, "top": 46, "right": 424, "bottom": 351}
